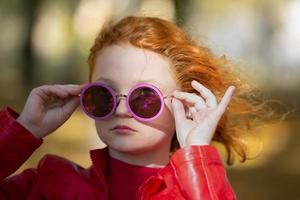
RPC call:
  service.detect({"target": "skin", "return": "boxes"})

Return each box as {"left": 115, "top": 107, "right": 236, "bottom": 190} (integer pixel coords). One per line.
{"left": 16, "top": 42, "right": 235, "bottom": 168}
{"left": 91, "top": 42, "right": 179, "bottom": 167}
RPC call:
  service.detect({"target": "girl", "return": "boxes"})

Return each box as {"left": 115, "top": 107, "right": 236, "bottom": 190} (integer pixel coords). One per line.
{"left": 0, "top": 16, "right": 262, "bottom": 199}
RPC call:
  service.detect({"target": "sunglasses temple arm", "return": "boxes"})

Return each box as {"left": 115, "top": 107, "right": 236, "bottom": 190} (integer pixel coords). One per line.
{"left": 164, "top": 95, "right": 174, "bottom": 99}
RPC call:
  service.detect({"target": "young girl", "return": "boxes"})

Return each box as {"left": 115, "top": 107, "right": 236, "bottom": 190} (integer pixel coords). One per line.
{"left": 0, "top": 16, "right": 262, "bottom": 200}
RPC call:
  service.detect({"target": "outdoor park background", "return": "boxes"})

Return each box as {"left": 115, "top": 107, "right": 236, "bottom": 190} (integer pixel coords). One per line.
{"left": 1, "top": 0, "right": 300, "bottom": 199}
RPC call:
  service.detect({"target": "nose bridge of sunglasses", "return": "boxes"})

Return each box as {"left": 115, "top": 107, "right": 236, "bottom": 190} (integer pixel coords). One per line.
{"left": 116, "top": 94, "right": 126, "bottom": 99}
{"left": 114, "top": 94, "right": 133, "bottom": 116}
{"left": 116, "top": 94, "right": 127, "bottom": 105}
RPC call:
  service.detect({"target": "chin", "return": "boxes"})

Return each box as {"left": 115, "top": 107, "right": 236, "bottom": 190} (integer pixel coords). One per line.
{"left": 107, "top": 139, "right": 164, "bottom": 155}
{"left": 111, "top": 143, "right": 153, "bottom": 154}
{"left": 97, "top": 130, "right": 173, "bottom": 155}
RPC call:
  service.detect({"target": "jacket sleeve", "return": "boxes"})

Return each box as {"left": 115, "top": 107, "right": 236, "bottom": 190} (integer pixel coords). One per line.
{"left": 0, "top": 106, "right": 43, "bottom": 198}
{"left": 169, "top": 145, "right": 236, "bottom": 200}
{"left": 138, "top": 145, "right": 236, "bottom": 200}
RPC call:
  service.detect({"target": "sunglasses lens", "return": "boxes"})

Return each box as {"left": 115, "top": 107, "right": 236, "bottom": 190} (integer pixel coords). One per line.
{"left": 82, "top": 85, "right": 114, "bottom": 118}
{"left": 129, "top": 86, "right": 162, "bottom": 119}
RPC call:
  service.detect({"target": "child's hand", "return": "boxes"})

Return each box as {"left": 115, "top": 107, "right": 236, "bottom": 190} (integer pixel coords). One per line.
{"left": 171, "top": 80, "right": 235, "bottom": 147}
{"left": 16, "top": 84, "right": 86, "bottom": 139}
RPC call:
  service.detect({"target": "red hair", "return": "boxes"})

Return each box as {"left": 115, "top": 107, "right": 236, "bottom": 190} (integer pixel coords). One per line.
{"left": 88, "top": 16, "right": 276, "bottom": 165}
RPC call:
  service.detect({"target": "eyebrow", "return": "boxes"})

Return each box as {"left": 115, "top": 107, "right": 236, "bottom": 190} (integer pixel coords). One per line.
{"left": 96, "top": 77, "right": 162, "bottom": 86}
{"left": 95, "top": 77, "right": 165, "bottom": 91}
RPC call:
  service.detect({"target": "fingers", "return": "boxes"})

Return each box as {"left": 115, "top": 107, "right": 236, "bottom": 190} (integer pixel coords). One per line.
{"left": 31, "top": 84, "right": 86, "bottom": 107}
{"left": 37, "top": 84, "right": 83, "bottom": 98}
{"left": 216, "top": 86, "right": 235, "bottom": 116}
{"left": 172, "top": 80, "right": 218, "bottom": 109}
{"left": 44, "top": 86, "right": 69, "bottom": 99}
{"left": 53, "top": 84, "right": 84, "bottom": 96}
{"left": 191, "top": 80, "right": 217, "bottom": 107}
{"left": 62, "top": 95, "right": 81, "bottom": 115}
{"left": 171, "top": 98, "right": 187, "bottom": 122}
{"left": 173, "top": 91, "right": 206, "bottom": 110}
{"left": 172, "top": 80, "right": 235, "bottom": 118}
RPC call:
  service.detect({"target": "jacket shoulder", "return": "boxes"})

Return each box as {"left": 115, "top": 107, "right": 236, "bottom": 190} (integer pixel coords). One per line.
{"left": 29, "top": 154, "right": 105, "bottom": 199}
{"left": 139, "top": 145, "right": 236, "bottom": 200}
{"left": 36, "top": 154, "right": 93, "bottom": 180}
{"left": 37, "top": 154, "right": 85, "bottom": 171}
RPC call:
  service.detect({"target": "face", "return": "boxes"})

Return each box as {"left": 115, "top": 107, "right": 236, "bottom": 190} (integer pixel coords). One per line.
{"left": 91, "top": 42, "right": 179, "bottom": 154}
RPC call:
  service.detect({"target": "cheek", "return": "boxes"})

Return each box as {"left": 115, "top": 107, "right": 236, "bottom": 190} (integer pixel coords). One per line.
{"left": 163, "top": 102, "right": 177, "bottom": 135}
{"left": 94, "top": 121, "right": 111, "bottom": 140}
{"left": 92, "top": 101, "right": 176, "bottom": 146}
{"left": 147, "top": 102, "right": 176, "bottom": 136}
{"left": 163, "top": 100, "right": 175, "bottom": 124}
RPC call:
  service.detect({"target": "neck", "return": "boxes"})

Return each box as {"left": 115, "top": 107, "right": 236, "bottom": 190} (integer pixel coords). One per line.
{"left": 108, "top": 145, "right": 171, "bottom": 168}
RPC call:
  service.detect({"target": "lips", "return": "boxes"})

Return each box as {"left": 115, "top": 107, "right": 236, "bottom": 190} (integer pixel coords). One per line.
{"left": 111, "top": 125, "right": 136, "bottom": 131}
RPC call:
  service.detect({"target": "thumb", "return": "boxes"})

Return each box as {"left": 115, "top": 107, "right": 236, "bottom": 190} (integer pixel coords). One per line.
{"left": 63, "top": 95, "right": 80, "bottom": 117}
{"left": 171, "top": 98, "right": 186, "bottom": 124}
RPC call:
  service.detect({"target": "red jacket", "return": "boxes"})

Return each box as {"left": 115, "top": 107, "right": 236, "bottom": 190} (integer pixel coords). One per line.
{"left": 0, "top": 107, "right": 236, "bottom": 200}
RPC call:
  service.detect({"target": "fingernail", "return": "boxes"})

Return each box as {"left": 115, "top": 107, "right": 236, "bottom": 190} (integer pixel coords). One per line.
{"left": 172, "top": 98, "right": 177, "bottom": 105}
{"left": 172, "top": 98, "right": 180, "bottom": 107}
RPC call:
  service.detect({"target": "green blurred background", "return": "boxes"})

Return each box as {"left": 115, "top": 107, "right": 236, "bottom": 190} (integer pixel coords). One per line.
{"left": 1, "top": 0, "right": 300, "bottom": 199}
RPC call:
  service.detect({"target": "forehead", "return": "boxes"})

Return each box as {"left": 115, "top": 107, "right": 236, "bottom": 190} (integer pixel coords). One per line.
{"left": 91, "top": 43, "right": 178, "bottom": 92}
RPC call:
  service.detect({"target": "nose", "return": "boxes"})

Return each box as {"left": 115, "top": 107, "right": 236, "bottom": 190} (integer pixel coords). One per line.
{"left": 114, "top": 96, "right": 132, "bottom": 118}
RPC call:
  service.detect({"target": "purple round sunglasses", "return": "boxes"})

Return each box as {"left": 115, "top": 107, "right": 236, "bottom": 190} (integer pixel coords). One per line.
{"left": 80, "top": 82, "right": 173, "bottom": 121}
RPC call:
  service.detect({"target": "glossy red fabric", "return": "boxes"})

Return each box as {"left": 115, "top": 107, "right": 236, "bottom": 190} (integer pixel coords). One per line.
{"left": 0, "top": 106, "right": 236, "bottom": 199}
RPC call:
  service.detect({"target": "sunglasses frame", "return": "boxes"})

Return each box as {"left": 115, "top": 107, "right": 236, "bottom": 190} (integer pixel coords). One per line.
{"left": 80, "top": 82, "right": 170, "bottom": 121}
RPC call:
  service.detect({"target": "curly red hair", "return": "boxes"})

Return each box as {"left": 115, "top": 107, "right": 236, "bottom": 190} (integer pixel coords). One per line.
{"left": 87, "top": 16, "right": 274, "bottom": 165}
